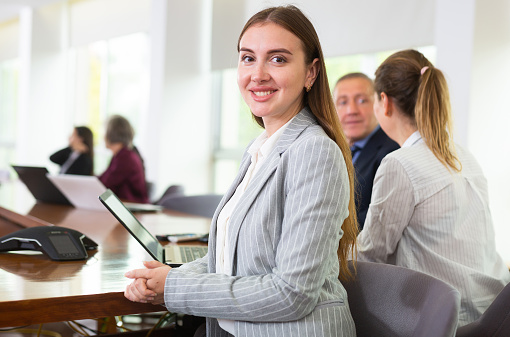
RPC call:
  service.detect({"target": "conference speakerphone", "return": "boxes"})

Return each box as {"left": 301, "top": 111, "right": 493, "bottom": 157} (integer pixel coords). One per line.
{"left": 0, "top": 226, "right": 98, "bottom": 261}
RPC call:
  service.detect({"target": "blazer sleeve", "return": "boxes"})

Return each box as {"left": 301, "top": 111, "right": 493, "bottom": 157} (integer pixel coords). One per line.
{"left": 172, "top": 255, "right": 208, "bottom": 274}
{"left": 357, "top": 155, "right": 415, "bottom": 262}
{"left": 49, "top": 147, "right": 72, "bottom": 165}
{"left": 163, "top": 134, "right": 349, "bottom": 322}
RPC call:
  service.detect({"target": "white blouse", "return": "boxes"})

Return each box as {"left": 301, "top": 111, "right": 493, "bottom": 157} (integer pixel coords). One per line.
{"left": 215, "top": 120, "right": 290, "bottom": 335}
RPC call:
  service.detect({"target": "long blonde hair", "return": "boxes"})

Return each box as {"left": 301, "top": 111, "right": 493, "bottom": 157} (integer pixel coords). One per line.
{"left": 374, "top": 49, "right": 461, "bottom": 172}
{"left": 238, "top": 5, "right": 358, "bottom": 281}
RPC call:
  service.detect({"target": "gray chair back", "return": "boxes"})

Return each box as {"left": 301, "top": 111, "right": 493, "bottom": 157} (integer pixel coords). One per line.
{"left": 455, "top": 281, "right": 510, "bottom": 337}
{"left": 156, "top": 194, "right": 223, "bottom": 218}
{"left": 343, "top": 261, "right": 460, "bottom": 337}
{"left": 154, "top": 184, "right": 185, "bottom": 203}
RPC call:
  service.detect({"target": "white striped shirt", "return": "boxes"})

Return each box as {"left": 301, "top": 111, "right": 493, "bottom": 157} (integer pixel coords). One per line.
{"left": 358, "top": 131, "right": 510, "bottom": 326}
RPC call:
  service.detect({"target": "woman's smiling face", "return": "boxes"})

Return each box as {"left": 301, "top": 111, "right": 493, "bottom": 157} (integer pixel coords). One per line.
{"left": 237, "top": 22, "right": 317, "bottom": 135}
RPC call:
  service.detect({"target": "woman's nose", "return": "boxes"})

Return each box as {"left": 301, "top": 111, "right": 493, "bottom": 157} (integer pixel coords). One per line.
{"left": 252, "top": 63, "right": 270, "bottom": 83}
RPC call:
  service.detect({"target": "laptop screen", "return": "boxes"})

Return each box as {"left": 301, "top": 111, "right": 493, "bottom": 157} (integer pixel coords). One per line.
{"left": 99, "top": 189, "right": 161, "bottom": 261}
{"left": 12, "top": 165, "right": 71, "bottom": 205}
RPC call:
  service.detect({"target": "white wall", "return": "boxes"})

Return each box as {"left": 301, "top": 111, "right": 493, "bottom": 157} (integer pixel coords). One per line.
{"left": 150, "top": 0, "right": 212, "bottom": 197}
{"left": 211, "top": 0, "right": 245, "bottom": 71}
{"left": 469, "top": 0, "right": 510, "bottom": 260}
{"left": 212, "top": 0, "right": 435, "bottom": 70}
{"left": 0, "top": 19, "right": 19, "bottom": 62}
{"left": 69, "top": 0, "right": 150, "bottom": 47}
{"left": 434, "top": 0, "right": 476, "bottom": 147}
{"left": 432, "top": 0, "right": 510, "bottom": 262}
{"left": 15, "top": 3, "right": 69, "bottom": 167}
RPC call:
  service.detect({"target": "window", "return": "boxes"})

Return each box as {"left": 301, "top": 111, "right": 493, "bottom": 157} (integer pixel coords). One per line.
{"left": 210, "top": 68, "right": 262, "bottom": 193}
{"left": 70, "top": 32, "right": 150, "bottom": 174}
{"left": 0, "top": 58, "right": 19, "bottom": 178}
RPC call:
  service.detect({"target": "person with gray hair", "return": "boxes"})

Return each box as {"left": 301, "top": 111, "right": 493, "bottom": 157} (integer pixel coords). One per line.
{"left": 99, "top": 115, "right": 148, "bottom": 203}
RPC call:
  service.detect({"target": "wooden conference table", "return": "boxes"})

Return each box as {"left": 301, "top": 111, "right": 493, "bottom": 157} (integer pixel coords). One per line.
{"left": 0, "top": 181, "right": 210, "bottom": 328}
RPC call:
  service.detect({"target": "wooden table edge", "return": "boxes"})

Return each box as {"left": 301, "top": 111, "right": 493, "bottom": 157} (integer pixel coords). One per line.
{"left": 0, "top": 292, "right": 161, "bottom": 327}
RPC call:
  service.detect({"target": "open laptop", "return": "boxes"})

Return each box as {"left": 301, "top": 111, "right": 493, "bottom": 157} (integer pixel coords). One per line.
{"left": 12, "top": 165, "right": 72, "bottom": 205}
{"left": 47, "top": 174, "right": 163, "bottom": 212}
{"left": 99, "top": 189, "right": 208, "bottom": 267}
{"left": 47, "top": 174, "right": 108, "bottom": 211}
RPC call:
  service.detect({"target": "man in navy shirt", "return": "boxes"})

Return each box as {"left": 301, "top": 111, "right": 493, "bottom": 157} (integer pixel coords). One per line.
{"left": 333, "top": 73, "right": 399, "bottom": 229}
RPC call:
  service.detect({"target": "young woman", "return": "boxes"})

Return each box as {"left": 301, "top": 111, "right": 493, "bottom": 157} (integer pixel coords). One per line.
{"left": 50, "top": 126, "right": 94, "bottom": 175}
{"left": 99, "top": 115, "right": 148, "bottom": 203}
{"left": 357, "top": 49, "right": 510, "bottom": 327}
{"left": 123, "top": 5, "right": 358, "bottom": 337}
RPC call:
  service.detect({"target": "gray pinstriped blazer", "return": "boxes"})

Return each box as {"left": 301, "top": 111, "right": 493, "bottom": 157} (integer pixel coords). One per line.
{"left": 164, "top": 108, "right": 356, "bottom": 337}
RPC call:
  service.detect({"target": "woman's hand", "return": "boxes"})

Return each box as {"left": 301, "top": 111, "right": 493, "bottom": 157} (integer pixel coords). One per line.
{"left": 124, "top": 260, "right": 171, "bottom": 305}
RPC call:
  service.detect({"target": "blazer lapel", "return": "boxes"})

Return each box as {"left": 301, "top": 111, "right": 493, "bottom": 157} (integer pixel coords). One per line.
{"left": 226, "top": 108, "right": 317, "bottom": 274}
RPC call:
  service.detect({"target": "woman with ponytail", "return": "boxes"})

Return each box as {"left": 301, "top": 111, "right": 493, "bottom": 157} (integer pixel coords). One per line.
{"left": 357, "top": 49, "right": 510, "bottom": 327}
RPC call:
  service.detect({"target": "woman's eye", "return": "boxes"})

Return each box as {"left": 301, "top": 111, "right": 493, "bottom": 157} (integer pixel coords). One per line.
{"left": 271, "top": 56, "right": 285, "bottom": 63}
{"left": 241, "top": 55, "right": 254, "bottom": 62}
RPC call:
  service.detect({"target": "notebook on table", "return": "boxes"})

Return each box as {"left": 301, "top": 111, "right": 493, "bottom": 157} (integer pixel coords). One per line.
{"left": 98, "top": 189, "right": 208, "bottom": 267}
{"left": 11, "top": 165, "right": 72, "bottom": 205}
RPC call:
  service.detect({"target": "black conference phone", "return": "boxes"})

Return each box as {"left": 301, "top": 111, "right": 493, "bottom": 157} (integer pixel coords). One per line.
{"left": 0, "top": 226, "right": 98, "bottom": 261}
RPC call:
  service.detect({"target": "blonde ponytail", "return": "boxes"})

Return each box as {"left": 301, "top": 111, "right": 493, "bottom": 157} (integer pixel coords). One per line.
{"left": 374, "top": 49, "right": 461, "bottom": 172}
{"left": 416, "top": 68, "right": 461, "bottom": 172}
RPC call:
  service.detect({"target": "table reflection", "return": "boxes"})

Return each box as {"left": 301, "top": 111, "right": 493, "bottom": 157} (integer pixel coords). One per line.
{"left": 0, "top": 252, "right": 92, "bottom": 282}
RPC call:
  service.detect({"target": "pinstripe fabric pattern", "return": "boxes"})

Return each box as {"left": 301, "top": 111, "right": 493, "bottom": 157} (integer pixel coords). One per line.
{"left": 358, "top": 134, "right": 510, "bottom": 327}
{"left": 163, "top": 108, "right": 356, "bottom": 337}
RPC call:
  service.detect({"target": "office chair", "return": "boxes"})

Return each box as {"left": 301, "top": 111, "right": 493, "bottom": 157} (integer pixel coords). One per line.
{"left": 455, "top": 281, "right": 510, "bottom": 337}
{"left": 192, "top": 322, "right": 206, "bottom": 337}
{"left": 156, "top": 193, "right": 223, "bottom": 218}
{"left": 154, "top": 184, "right": 185, "bottom": 203}
{"left": 343, "top": 261, "right": 460, "bottom": 337}
{"left": 145, "top": 181, "right": 157, "bottom": 202}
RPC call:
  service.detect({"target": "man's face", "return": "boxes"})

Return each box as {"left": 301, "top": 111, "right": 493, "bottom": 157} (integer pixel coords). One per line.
{"left": 334, "top": 77, "right": 379, "bottom": 145}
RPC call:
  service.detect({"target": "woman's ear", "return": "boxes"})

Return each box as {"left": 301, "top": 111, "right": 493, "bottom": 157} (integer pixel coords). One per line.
{"left": 305, "top": 58, "right": 320, "bottom": 88}
{"left": 380, "top": 92, "right": 392, "bottom": 117}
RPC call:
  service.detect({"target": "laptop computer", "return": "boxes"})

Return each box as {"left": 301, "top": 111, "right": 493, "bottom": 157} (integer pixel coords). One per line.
{"left": 99, "top": 189, "right": 208, "bottom": 267}
{"left": 12, "top": 165, "right": 72, "bottom": 205}
{"left": 47, "top": 174, "right": 108, "bottom": 211}
{"left": 47, "top": 174, "right": 163, "bottom": 212}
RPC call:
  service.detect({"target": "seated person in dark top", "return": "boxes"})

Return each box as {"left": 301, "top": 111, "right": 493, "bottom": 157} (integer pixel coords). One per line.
{"left": 50, "top": 126, "right": 94, "bottom": 175}
{"left": 333, "top": 73, "right": 399, "bottom": 229}
{"left": 99, "top": 115, "right": 149, "bottom": 204}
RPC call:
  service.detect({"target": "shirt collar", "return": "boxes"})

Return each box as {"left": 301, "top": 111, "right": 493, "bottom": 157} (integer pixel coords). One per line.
{"left": 402, "top": 130, "right": 422, "bottom": 148}
{"left": 352, "top": 125, "right": 380, "bottom": 150}
{"left": 248, "top": 118, "right": 292, "bottom": 159}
